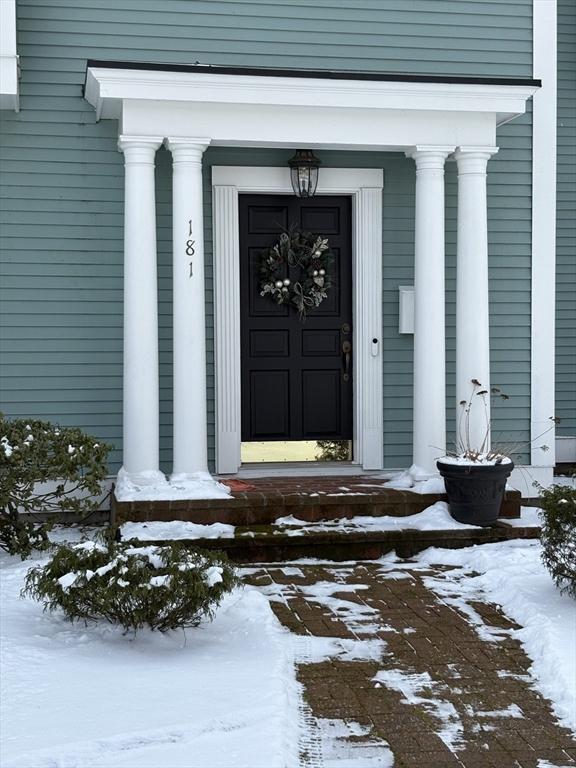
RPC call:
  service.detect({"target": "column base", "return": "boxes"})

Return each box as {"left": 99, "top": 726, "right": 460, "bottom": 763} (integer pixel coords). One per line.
{"left": 114, "top": 467, "right": 231, "bottom": 502}
{"left": 410, "top": 465, "right": 440, "bottom": 483}
{"left": 116, "top": 466, "right": 168, "bottom": 493}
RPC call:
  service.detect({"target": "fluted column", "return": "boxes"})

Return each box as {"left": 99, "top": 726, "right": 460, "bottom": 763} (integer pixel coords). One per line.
{"left": 213, "top": 184, "right": 242, "bottom": 475}
{"left": 165, "top": 138, "right": 211, "bottom": 478}
{"left": 406, "top": 146, "right": 454, "bottom": 476}
{"left": 117, "top": 135, "right": 164, "bottom": 484}
{"left": 455, "top": 147, "right": 498, "bottom": 450}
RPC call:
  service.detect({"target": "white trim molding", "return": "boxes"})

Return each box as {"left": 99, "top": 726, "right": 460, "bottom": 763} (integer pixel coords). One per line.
{"left": 212, "top": 166, "right": 384, "bottom": 474}
{"left": 85, "top": 66, "right": 538, "bottom": 152}
{"left": 531, "top": 0, "right": 557, "bottom": 478}
{"left": 0, "top": 0, "right": 19, "bottom": 111}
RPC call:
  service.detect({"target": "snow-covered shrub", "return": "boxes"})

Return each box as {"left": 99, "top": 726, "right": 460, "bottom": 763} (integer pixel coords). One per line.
{"left": 22, "top": 540, "right": 239, "bottom": 632}
{"left": 539, "top": 484, "right": 576, "bottom": 599}
{"left": 0, "top": 415, "right": 110, "bottom": 558}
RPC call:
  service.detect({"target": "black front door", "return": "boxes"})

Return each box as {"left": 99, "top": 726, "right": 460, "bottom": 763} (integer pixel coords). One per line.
{"left": 240, "top": 194, "right": 352, "bottom": 444}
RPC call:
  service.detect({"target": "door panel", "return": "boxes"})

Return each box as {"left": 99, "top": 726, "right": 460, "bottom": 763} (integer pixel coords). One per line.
{"left": 301, "top": 369, "right": 342, "bottom": 437}
{"left": 250, "top": 370, "right": 290, "bottom": 440}
{"left": 240, "top": 195, "right": 352, "bottom": 443}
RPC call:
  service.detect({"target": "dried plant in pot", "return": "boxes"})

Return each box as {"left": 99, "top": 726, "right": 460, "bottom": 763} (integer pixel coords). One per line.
{"left": 437, "top": 380, "right": 557, "bottom": 527}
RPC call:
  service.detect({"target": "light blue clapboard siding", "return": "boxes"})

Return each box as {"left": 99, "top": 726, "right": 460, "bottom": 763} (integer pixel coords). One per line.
{"left": 556, "top": 0, "right": 576, "bottom": 438}
{"left": 0, "top": 0, "right": 533, "bottom": 473}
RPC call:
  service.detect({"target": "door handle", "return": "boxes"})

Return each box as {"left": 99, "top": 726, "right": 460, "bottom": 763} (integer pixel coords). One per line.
{"left": 342, "top": 340, "right": 351, "bottom": 381}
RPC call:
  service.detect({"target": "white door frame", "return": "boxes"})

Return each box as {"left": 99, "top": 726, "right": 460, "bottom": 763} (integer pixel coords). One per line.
{"left": 212, "top": 166, "right": 384, "bottom": 474}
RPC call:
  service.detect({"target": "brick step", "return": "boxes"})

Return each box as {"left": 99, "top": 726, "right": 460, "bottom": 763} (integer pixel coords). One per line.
{"left": 112, "top": 487, "right": 521, "bottom": 526}
{"left": 118, "top": 520, "right": 538, "bottom": 563}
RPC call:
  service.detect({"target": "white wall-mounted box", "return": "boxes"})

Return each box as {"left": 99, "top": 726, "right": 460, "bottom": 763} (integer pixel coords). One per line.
{"left": 399, "top": 285, "right": 414, "bottom": 334}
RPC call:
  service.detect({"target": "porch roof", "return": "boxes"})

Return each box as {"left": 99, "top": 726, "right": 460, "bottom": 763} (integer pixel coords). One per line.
{"left": 84, "top": 59, "right": 539, "bottom": 149}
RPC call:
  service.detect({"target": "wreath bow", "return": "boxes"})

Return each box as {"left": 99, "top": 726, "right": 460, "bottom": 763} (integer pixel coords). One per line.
{"left": 292, "top": 282, "right": 315, "bottom": 318}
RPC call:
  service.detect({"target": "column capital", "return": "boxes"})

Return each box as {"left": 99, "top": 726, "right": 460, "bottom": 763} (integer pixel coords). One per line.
{"left": 404, "top": 144, "right": 456, "bottom": 167}
{"left": 454, "top": 146, "right": 499, "bottom": 174}
{"left": 406, "top": 146, "right": 456, "bottom": 173}
{"left": 118, "top": 135, "right": 163, "bottom": 165}
{"left": 165, "top": 137, "right": 211, "bottom": 164}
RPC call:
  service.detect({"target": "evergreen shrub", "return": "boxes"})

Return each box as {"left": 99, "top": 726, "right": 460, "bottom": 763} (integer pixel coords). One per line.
{"left": 0, "top": 415, "right": 110, "bottom": 558}
{"left": 23, "top": 539, "right": 239, "bottom": 632}
{"left": 539, "top": 484, "right": 576, "bottom": 599}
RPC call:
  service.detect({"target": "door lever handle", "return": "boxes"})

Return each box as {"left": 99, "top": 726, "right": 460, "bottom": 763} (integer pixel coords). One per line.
{"left": 342, "top": 340, "right": 352, "bottom": 381}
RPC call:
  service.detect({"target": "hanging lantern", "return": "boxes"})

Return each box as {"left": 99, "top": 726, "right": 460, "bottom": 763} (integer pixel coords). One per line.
{"left": 288, "top": 149, "right": 321, "bottom": 198}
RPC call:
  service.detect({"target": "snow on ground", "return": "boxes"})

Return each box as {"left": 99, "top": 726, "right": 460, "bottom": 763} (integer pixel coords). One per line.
{"left": 115, "top": 469, "right": 231, "bottom": 502}
{"left": 0, "top": 550, "right": 299, "bottom": 768}
{"left": 373, "top": 669, "right": 464, "bottom": 751}
{"left": 261, "top": 578, "right": 385, "bottom": 636}
{"left": 290, "top": 636, "right": 393, "bottom": 766}
{"left": 415, "top": 540, "right": 576, "bottom": 733}
{"left": 312, "top": 719, "right": 393, "bottom": 768}
{"left": 3, "top": 528, "right": 573, "bottom": 766}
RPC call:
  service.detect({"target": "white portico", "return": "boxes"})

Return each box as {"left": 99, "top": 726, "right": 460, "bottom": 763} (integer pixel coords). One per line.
{"left": 85, "top": 63, "right": 538, "bottom": 487}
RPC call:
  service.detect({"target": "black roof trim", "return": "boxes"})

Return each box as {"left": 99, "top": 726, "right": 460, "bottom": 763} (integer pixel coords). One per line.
{"left": 86, "top": 59, "right": 541, "bottom": 88}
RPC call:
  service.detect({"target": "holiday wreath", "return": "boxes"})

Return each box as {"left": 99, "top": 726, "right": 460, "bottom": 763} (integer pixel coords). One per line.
{"left": 259, "top": 230, "right": 332, "bottom": 320}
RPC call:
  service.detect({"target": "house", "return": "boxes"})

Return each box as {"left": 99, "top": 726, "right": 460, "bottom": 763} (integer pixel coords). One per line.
{"left": 1, "top": 0, "right": 574, "bottom": 500}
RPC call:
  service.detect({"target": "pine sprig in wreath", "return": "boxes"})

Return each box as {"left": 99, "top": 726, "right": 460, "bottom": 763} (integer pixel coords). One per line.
{"left": 259, "top": 229, "right": 332, "bottom": 320}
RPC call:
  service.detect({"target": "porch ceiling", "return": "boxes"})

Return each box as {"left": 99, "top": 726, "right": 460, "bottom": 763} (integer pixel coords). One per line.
{"left": 84, "top": 62, "right": 539, "bottom": 151}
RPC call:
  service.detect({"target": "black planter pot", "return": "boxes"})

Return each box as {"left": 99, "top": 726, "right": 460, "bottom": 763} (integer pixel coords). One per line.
{"left": 437, "top": 459, "right": 514, "bottom": 527}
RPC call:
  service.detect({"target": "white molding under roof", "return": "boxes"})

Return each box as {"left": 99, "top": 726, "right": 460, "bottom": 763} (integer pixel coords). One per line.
{"left": 0, "top": 0, "right": 19, "bottom": 111}
{"left": 85, "top": 66, "right": 539, "bottom": 149}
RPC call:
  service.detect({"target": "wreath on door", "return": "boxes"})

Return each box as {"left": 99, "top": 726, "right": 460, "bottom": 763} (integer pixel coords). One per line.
{"left": 259, "top": 229, "right": 332, "bottom": 320}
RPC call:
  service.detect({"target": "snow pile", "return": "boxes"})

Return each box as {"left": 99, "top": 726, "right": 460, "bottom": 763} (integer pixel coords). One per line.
{"left": 416, "top": 540, "right": 576, "bottom": 733}
{"left": 275, "top": 502, "right": 477, "bottom": 534}
{"left": 384, "top": 464, "right": 446, "bottom": 494}
{"left": 121, "top": 521, "right": 235, "bottom": 541}
{"left": 115, "top": 469, "right": 231, "bottom": 502}
{"left": 1, "top": 554, "right": 300, "bottom": 768}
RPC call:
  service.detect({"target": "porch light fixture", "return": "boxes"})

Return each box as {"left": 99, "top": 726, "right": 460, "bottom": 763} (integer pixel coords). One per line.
{"left": 288, "top": 149, "right": 321, "bottom": 197}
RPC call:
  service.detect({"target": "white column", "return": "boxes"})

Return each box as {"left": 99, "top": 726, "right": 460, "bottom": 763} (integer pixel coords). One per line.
{"left": 454, "top": 146, "right": 498, "bottom": 451}
{"left": 531, "top": 0, "right": 557, "bottom": 471}
{"left": 165, "top": 138, "right": 211, "bottom": 478}
{"left": 406, "top": 146, "right": 454, "bottom": 477}
{"left": 117, "top": 135, "right": 164, "bottom": 485}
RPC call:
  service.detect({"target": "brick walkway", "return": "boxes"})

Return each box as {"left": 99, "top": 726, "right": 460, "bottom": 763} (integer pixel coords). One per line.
{"left": 245, "top": 562, "right": 576, "bottom": 768}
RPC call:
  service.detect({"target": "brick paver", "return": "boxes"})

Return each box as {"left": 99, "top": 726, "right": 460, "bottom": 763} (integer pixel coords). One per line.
{"left": 245, "top": 562, "right": 576, "bottom": 768}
